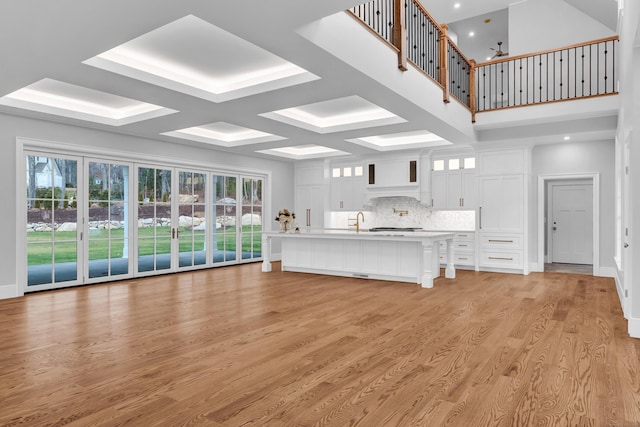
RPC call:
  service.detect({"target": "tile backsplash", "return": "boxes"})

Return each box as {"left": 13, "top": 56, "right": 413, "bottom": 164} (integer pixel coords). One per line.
{"left": 328, "top": 196, "right": 475, "bottom": 231}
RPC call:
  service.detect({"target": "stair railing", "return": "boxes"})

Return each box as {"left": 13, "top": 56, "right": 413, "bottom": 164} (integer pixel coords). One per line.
{"left": 349, "top": 1, "right": 618, "bottom": 121}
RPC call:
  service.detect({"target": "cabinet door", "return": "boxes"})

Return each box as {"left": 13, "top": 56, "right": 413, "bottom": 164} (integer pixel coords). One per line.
{"left": 431, "top": 172, "right": 447, "bottom": 208}
{"left": 479, "top": 176, "right": 523, "bottom": 232}
{"left": 447, "top": 170, "right": 462, "bottom": 208}
{"left": 296, "top": 185, "right": 324, "bottom": 228}
{"left": 500, "top": 176, "right": 523, "bottom": 232}
{"left": 330, "top": 178, "right": 344, "bottom": 210}
{"left": 479, "top": 177, "right": 501, "bottom": 231}
{"left": 461, "top": 169, "right": 477, "bottom": 209}
{"left": 349, "top": 174, "right": 366, "bottom": 211}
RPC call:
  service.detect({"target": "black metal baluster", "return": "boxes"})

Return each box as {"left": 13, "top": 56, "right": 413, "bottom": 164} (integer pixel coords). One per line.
{"left": 604, "top": 40, "right": 609, "bottom": 94}
{"left": 580, "top": 46, "right": 584, "bottom": 97}
{"left": 597, "top": 43, "right": 600, "bottom": 95}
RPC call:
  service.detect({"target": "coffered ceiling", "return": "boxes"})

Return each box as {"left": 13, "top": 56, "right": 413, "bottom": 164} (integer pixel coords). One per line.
{"left": 0, "top": 0, "right": 619, "bottom": 161}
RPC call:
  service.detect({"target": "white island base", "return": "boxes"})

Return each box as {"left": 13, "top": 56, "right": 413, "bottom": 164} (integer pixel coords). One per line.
{"left": 262, "top": 230, "right": 455, "bottom": 288}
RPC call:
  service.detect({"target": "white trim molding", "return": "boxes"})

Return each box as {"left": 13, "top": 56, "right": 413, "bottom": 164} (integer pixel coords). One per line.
{"left": 629, "top": 317, "right": 640, "bottom": 339}
{"left": 536, "top": 173, "right": 600, "bottom": 275}
{"left": 0, "top": 284, "right": 20, "bottom": 300}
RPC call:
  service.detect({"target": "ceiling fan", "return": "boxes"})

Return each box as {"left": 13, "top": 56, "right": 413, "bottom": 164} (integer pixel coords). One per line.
{"left": 490, "top": 41, "right": 508, "bottom": 59}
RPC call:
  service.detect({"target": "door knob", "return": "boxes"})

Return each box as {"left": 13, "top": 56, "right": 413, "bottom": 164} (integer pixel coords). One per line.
{"left": 552, "top": 227, "right": 557, "bottom": 230}
{"left": 624, "top": 243, "right": 629, "bottom": 248}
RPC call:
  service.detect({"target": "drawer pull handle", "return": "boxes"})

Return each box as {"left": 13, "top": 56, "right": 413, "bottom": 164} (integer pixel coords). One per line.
{"left": 458, "top": 244, "right": 468, "bottom": 247}
{"left": 488, "top": 239, "right": 514, "bottom": 243}
{"left": 459, "top": 257, "right": 468, "bottom": 260}
{"left": 458, "top": 234, "right": 467, "bottom": 237}
{"left": 489, "top": 256, "right": 514, "bottom": 261}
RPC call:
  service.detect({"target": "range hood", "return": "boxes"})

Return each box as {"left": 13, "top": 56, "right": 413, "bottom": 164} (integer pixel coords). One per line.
{"left": 364, "top": 185, "right": 421, "bottom": 202}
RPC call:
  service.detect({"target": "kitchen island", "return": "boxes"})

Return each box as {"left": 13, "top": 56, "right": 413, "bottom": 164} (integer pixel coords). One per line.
{"left": 261, "top": 230, "right": 455, "bottom": 288}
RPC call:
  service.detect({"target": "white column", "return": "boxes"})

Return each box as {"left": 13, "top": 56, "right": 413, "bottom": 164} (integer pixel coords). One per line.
{"left": 421, "top": 240, "right": 435, "bottom": 288}
{"left": 445, "top": 237, "right": 456, "bottom": 279}
{"left": 261, "top": 234, "right": 272, "bottom": 272}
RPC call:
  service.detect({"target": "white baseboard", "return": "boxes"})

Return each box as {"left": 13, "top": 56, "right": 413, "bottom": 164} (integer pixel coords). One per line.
{"left": 529, "top": 262, "right": 543, "bottom": 272}
{"left": 597, "top": 266, "right": 616, "bottom": 278}
{"left": 0, "top": 283, "right": 20, "bottom": 300}
{"left": 629, "top": 317, "right": 640, "bottom": 339}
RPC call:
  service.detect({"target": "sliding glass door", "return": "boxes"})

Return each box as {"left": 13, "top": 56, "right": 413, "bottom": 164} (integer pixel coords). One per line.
{"left": 212, "top": 175, "right": 237, "bottom": 264}
{"left": 22, "top": 147, "right": 266, "bottom": 292}
{"left": 240, "top": 177, "right": 263, "bottom": 260}
{"left": 87, "top": 160, "right": 132, "bottom": 280}
{"left": 137, "top": 166, "right": 173, "bottom": 274}
{"left": 25, "top": 153, "right": 80, "bottom": 288}
{"left": 177, "top": 170, "right": 207, "bottom": 269}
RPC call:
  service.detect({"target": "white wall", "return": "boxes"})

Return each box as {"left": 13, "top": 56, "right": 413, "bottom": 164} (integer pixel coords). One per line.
{"left": 509, "top": 0, "right": 615, "bottom": 56}
{"left": 0, "top": 113, "right": 294, "bottom": 298}
{"left": 615, "top": 0, "right": 640, "bottom": 335}
{"left": 530, "top": 140, "right": 615, "bottom": 270}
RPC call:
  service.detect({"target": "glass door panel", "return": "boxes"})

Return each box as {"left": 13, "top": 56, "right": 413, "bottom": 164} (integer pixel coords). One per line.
{"left": 178, "top": 171, "right": 207, "bottom": 268}
{"left": 87, "top": 162, "right": 130, "bottom": 279}
{"left": 212, "top": 175, "right": 237, "bottom": 264}
{"left": 137, "top": 166, "right": 172, "bottom": 273}
{"left": 240, "top": 177, "right": 263, "bottom": 260}
{"left": 26, "top": 154, "right": 79, "bottom": 287}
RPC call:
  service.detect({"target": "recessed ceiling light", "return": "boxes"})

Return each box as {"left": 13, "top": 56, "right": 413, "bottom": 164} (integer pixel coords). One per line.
{"left": 0, "top": 78, "right": 176, "bottom": 126}
{"left": 563, "top": 136, "right": 571, "bottom": 141}
{"left": 486, "top": 57, "right": 492, "bottom": 61}
{"left": 454, "top": 3, "right": 461, "bottom": 9}
{"left": 260, "top": 96, "right": 405, "bottom": 134}
{"left": 162, "top": 122, "right": 285, "bottom": 147}
{"left": 468, "top": 31, "right": 475, "bottom": 37}
{"left": 256, "top": 144, "right": 349, "bottom": 160}
{"left": 346, "top": 130, "right": 451, "bottom": 152}
{"left": 84, "top": 15, "right": 318, "bottom": 103}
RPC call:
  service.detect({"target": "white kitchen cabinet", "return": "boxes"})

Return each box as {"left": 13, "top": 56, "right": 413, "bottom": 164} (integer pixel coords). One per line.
{"left": 330, "top": 163, "right": 366, "bottom": 211}
{"left": 295, "top": 162, "right": 325, "bottom": 228}
{"left": 478, "top": 233, "right": 524, "bottom": 269}
{"left": 431, "top": 171, "right": 447, "bottom": 208}
{"left": 295, "top": 185, "right": 324, "bottom": 228}
{"left": 478, "top": 175, "right": 523, "bottom": 233}
{"left": 439, "top": 231, "right": 476, "bottom": 269}
{"left": 476, "top": 148, "right": 529, "bottom": 274}
{"left": 431, "top": 155, "right": 476, "bottom": 209}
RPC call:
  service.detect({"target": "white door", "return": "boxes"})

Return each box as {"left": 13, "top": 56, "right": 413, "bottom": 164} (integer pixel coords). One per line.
{"left": 550, "top": 182, "right": 593, "bottom": 264}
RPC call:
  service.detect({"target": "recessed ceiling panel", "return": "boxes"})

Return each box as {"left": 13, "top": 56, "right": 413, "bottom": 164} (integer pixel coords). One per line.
{"left": 84, "top": 15, "right": 319, "bottom": 102}
{"left": 162, "top": 121, "right": 285, "bottom": 147}
{"left": 0, "top": 78, "right": 176, "bottom": 126}
{"left": 260, "top": 95, "right": 406, "bottom": 133}
{"left": 256, "top": 144, "right": 349, "bottom": 160}
{"left": 346, "top": 130, "right": 452, "bottom": 151}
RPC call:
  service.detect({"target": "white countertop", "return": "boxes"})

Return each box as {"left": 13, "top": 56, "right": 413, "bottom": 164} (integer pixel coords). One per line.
{"left": 264, "top": 229, "right": 454, "bottom": 240}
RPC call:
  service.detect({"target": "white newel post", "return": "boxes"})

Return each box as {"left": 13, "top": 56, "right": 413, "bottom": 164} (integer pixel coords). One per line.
{"left": 261, "top": 234, "right": 272, "bottom": 272}
{"left": 445, "top": 238, "right": 456, "bottom": 279}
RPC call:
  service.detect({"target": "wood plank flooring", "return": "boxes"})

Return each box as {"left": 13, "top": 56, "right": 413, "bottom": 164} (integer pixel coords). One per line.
{"left": 0, "top": 264, "right": 638, "bottom": 426}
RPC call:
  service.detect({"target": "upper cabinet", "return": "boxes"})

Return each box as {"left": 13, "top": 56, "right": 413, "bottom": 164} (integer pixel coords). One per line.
{"left": 431, "top": 155, "right": 477, "bottom": 210}
{"left": 330, "top": 163, "right": 366, "bottom": 211}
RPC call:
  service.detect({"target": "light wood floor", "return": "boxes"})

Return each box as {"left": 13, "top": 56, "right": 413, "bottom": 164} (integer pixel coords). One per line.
{"left": 1, "top": 264, "right": 638, "bottom": 426}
